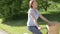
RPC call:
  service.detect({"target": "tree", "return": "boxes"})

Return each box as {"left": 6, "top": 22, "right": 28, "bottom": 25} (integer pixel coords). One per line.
{"left": 0, "top": 0, "right": 23, "bottom": 19}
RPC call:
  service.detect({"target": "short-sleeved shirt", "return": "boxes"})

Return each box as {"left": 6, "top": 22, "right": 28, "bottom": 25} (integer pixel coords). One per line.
{"left": 27, "top": 8, "right": 40, "bottom": 26}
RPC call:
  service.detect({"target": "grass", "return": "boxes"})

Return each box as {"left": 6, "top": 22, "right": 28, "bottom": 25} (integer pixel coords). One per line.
{"left": 0, "top": 19, "right": 47, "bottom": 34}
{"left": 0, "top": 11, "right": 60, "bottom": 34}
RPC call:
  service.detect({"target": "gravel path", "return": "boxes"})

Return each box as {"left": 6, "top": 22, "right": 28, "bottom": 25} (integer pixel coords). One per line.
{"left": 0, "top": 30, "right": 8, "bottom": 34}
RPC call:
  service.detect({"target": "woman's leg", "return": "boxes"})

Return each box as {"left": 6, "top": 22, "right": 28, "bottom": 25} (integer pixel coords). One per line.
{"left": 28, "top": 26, "right": 42, "bottom": 34}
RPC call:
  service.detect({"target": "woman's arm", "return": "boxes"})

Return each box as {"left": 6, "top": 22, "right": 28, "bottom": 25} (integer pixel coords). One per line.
{"left": 29, "top": 13, "right": 39, "bottom": 28}
{"left": 30, "top": 13, "right": 42, "bottom": 30}
{"left": 39, "top": 14, "right": 50, "bottom": 23}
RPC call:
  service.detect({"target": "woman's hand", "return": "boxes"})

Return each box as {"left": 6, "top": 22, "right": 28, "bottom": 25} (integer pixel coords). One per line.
{"left": 47, "top": 21, "right": 53, "bottom": 26}
{"left": 47, "top": 21, "right": 52, "bottom": 23}
{"left": 38, "top": 26, "right": 42, "bottom": 30}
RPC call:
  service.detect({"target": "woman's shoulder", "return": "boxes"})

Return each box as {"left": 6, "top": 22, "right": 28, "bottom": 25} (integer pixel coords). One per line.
{"left": 28, "top": 8, "right": 34, "bottom": 13}
{"left": 28, "top": 8, "right": 34, "bottom": 12}
{"left": 29, "top": 8, "right": 33, "bottom": 11}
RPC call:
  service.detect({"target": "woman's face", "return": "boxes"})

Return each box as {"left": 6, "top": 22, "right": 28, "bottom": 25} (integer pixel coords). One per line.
{"left": 32, "top": 1, "right": 38, "bottom": 9}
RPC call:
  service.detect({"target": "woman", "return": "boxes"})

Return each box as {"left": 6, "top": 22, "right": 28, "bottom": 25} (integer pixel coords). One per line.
{"left": 27, "top": 0, "right": 50, "bottom": 34}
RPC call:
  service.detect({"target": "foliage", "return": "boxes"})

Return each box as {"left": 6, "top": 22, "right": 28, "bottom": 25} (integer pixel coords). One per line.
{"left": 0, "top": 0, "right": 60, "bottom": 20}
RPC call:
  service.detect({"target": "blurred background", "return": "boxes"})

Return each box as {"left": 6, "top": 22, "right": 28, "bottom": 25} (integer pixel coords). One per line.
{"left": 0, "top": 0, "right": 60, "bottom": 34}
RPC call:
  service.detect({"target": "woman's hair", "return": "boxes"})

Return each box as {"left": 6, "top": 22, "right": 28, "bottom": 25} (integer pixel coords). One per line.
{"left": 29, "top": 0, "right": 35, "bottom": 8}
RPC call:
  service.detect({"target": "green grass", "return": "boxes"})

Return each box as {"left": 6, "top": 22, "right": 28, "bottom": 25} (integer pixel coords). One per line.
{"left": 0, "top": 19, "right": 47, "bottom": 34}
{"left": 0, "top": 11, "right": 60, "bottom": 34}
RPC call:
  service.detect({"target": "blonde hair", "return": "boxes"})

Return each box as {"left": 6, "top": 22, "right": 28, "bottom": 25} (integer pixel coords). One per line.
{"left": 29, "top": 0, "right": 36, "bottom": 8}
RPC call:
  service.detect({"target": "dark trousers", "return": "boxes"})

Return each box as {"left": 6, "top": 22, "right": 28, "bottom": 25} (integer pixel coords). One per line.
{"left": 28, "top": 26, "right": 42, "bottom": 34}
